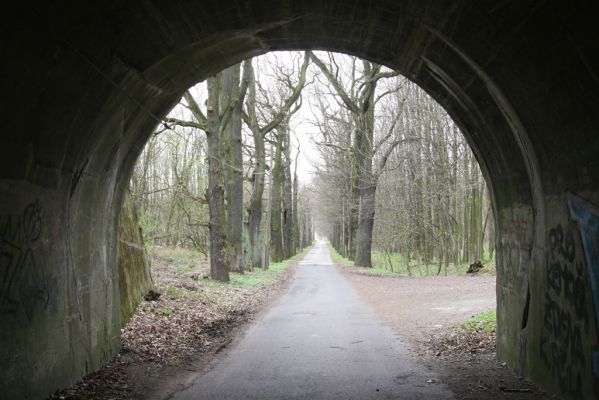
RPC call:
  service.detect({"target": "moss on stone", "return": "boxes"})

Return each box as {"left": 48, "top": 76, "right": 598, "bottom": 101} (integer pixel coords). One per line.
{"left": 118, "top": 192, "right": 154, "bottom": 326}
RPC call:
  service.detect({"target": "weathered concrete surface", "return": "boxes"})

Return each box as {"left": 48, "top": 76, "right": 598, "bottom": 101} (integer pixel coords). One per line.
{"left": 118, "top": 191, "right": 154, "bottom": 326}
{"left": 1, "top": 1, "right": 599, "bottom": 399}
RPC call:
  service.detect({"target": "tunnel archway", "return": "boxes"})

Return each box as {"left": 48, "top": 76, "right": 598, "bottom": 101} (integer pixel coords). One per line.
{"left": 2, "top": 2, "right": 599, "bottom": 399}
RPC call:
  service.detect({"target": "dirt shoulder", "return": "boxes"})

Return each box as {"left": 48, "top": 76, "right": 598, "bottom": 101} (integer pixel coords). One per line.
{"left": 338, "top": 265, "right": 561, "bottom": 400}
{"left": 338, "top": 269, "right": 496, "bottom": 343}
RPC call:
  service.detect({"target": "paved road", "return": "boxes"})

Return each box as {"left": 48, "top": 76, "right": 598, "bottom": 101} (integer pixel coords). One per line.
{"left": 171, "top": 241, "right": 454, "bottom": 400}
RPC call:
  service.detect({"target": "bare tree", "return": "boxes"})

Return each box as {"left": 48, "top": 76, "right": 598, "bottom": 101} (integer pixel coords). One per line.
{"left": 309, "top": 52, "right": 399, "bottom": 267}
{"left": 243, "top": 53, "right": 309, "bottom": 268}
{"left": 165, "top": 63, "right": 248, "bottom": 281}
{"left": 311, "top": 55, "right": 492, "bottom": 274}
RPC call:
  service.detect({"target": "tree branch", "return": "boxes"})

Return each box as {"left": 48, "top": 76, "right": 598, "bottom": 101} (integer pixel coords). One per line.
{"left": 375, "top": 137, "right": 420, "bottom": 180}
{"left": 165, "top": 117, "right": 206, "bottom": 131}
{"left": 183, "top": 91, "right": 207, "bottom": 125}
{"left": 308, "top": 51, "right": 360, "bottom": 114}
{"left": 260, "top": 51, "right": 310, "bottom": 135}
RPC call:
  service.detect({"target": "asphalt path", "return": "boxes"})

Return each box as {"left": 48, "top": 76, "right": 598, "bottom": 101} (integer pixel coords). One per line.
{"left": 170, "top": 241, "right": 454, "bottom": 399}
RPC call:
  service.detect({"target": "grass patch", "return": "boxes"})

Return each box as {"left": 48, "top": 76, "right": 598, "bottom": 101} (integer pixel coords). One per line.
{"left": 149, "top": 244, "right": 313, "bottom": 311}
{"left": 328, "top": 244, "right": 354, "bottom": 267}
{"left": 274, "top": 247, "right": 314, "bottom": 270}
{"left": 461, "top": 310, "right": 496, "bottom": 333}
{"left": 229, "top": 246, "right": 314, "bottom": 286}
{"left": 327, "top": 241, "right": 495, "bottom": 277}
{"left": 165, "top": 286, "right": 187, "bottom": 297}
{"left": 200, "top": 294, "right": 217, "bottom": 303}
{"left": 150, "top": 246, "right": 207, "bottom": 272}
{"left": 327, "top": 243, "right": 396, "bottom": 276}
{"left": 230, "top": 273, "right": 271, "bottom": 286}
{"left": 164, "top": 286, "right": 200, "bottom": 297}
{"left": 158, "top": 307, "right": 173, "bottom": 316}
{"left": 177, "top": 264, "right": 196, "bottom": 273}
{"left": 372, "top": 250, "right": 496, "bottom": 277}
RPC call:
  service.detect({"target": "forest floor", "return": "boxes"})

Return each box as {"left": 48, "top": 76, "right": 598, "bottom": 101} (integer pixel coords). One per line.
{"left": 49, "top": 247, "right": 309, "bottom": 400}
{"left": 338, "top": 265, "right": 561, "bottom": 400}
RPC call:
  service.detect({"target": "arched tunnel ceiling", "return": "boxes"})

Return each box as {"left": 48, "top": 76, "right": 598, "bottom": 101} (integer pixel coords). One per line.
{"left": 0, "top": 2, "right": 593, "bottom": 222}
{"left": 7, "top": 0, "right": 597, "bottom": 205}
{"left": 2, "top": 1, "right": 599, "bottom": 399}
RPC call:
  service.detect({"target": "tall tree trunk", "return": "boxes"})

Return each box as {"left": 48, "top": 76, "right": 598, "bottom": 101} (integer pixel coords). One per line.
{"left": 270, "top": 129, "right": 284, "bottom": 263}
{"left": 468, "top": 157, "right": 482, "bottom": 261}
{"left": 222, "top": 64, "right": 246, "bottom": 273}
{"left": 353, "top": 61, "right": 377, "bottom": 268}
{"left": 243, "top": 209, "right": 252, "bottom": 268}
{"left": 245, "top": 61, "right": 266, "bottom": 270}
{"left": 461, "top": 150, "right": 470, "bottom": 263}
{"left": 206, "top": 77, "right": 229, "bottom": 282}
{"left": 166, "top": 63, "right": 247, "bottom": 280}
{"left": 348, "top": 150, "right": 359, "bottom": 260}
{"left": 292, "top": 153, "right": 300, "bottom": 255}
{"left": 355, "top": 184, "right": 376, "bottom": 267}
{"left": 282, "top": 127, "right": 293, "bottom": 259}
{"left": 303, "top": 208, "right": 313, "bottom": 246}
{"left": 451, "top": 124, "right": 460, "bottom": 266}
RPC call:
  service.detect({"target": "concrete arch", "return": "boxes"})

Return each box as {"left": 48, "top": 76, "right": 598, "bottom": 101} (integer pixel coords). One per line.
{"left": 1, "top": 1, "right": 598, "bottom": 398}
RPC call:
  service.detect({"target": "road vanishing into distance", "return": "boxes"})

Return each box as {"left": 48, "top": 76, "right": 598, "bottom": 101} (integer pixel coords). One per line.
{"left": 171, "top": 241, "right": 454, "bottom": 399}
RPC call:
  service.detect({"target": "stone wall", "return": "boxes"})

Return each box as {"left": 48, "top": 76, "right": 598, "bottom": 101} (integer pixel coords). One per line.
{"left": 118, "top": 192, "right": 154, "bottom": 327}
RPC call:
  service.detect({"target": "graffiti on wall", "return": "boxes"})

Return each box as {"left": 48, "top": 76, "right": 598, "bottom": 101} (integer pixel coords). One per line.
{"left": 567, "top": 193, "right": 599, "bottom": 380}
{"left": 0, "top": 201, "right": 56, "bottom": 321}
{"left": 540, "top": 222, "right": 588, "bottom": 397}
{"left": 497, "top": 210, "right": 534, "bottom": 299}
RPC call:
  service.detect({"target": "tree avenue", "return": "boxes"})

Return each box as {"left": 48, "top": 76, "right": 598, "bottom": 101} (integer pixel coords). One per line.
{"left": 130, "top": 51, "right": 492, "bottom": 281}
{"left": 310, "top": 53, "right": 493, "bottom": 273}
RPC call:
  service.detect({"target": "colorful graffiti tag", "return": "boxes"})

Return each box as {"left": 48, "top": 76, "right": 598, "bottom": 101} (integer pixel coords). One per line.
{"left": 567, "top": 193, "right": 599, "bottom": 380}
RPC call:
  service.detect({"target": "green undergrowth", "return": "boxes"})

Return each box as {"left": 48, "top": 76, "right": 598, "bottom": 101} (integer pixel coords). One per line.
{"left": 150, "top": 245, "right": 313, "bottom": 305}
{"left": 327, "top": 241, "right": 495, "bottom": 277}
{"left": 328, "top": 245, "right": 354, "bottom": 267}
{"left": 150, "top": 246, "right": 208, "bottom": 274}
{"left": 460, "top": 310, "right": 496, "bottom": 333}
{"left": 165, "top": 286, "right": 188, "bottom": 297}
{"left": 328, "top": 243, "right": 396, "bottom": 276}
{"left": 228, "top": 246, "right": 313, "bottom": 286}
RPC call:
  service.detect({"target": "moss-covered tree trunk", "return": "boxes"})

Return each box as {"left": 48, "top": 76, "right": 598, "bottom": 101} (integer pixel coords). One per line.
{"left": 354, "top": 184, "right": 376, "bottom": 268}
{"left": 353, "top": 61, "right": 378, "bottom": 268}
{"left": 270, "top": 129, "right": 284, "bottom": 263}
{"left": 291, "top": 154, "right": 300, "bottom": 255}
{"left": 282, "top": 128, "right": 294, "bottom": 259}
{"left": 246, "top": 61, "right": 267, "bottom": 270}
{"left": 222, "top": 64, "right": 247, "bottom": 273}
{"left": 207, "top": 76, "right": 230, "bottom": 282}
{"left": 166, "top": 63, "right": 248, "bottom": 281}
